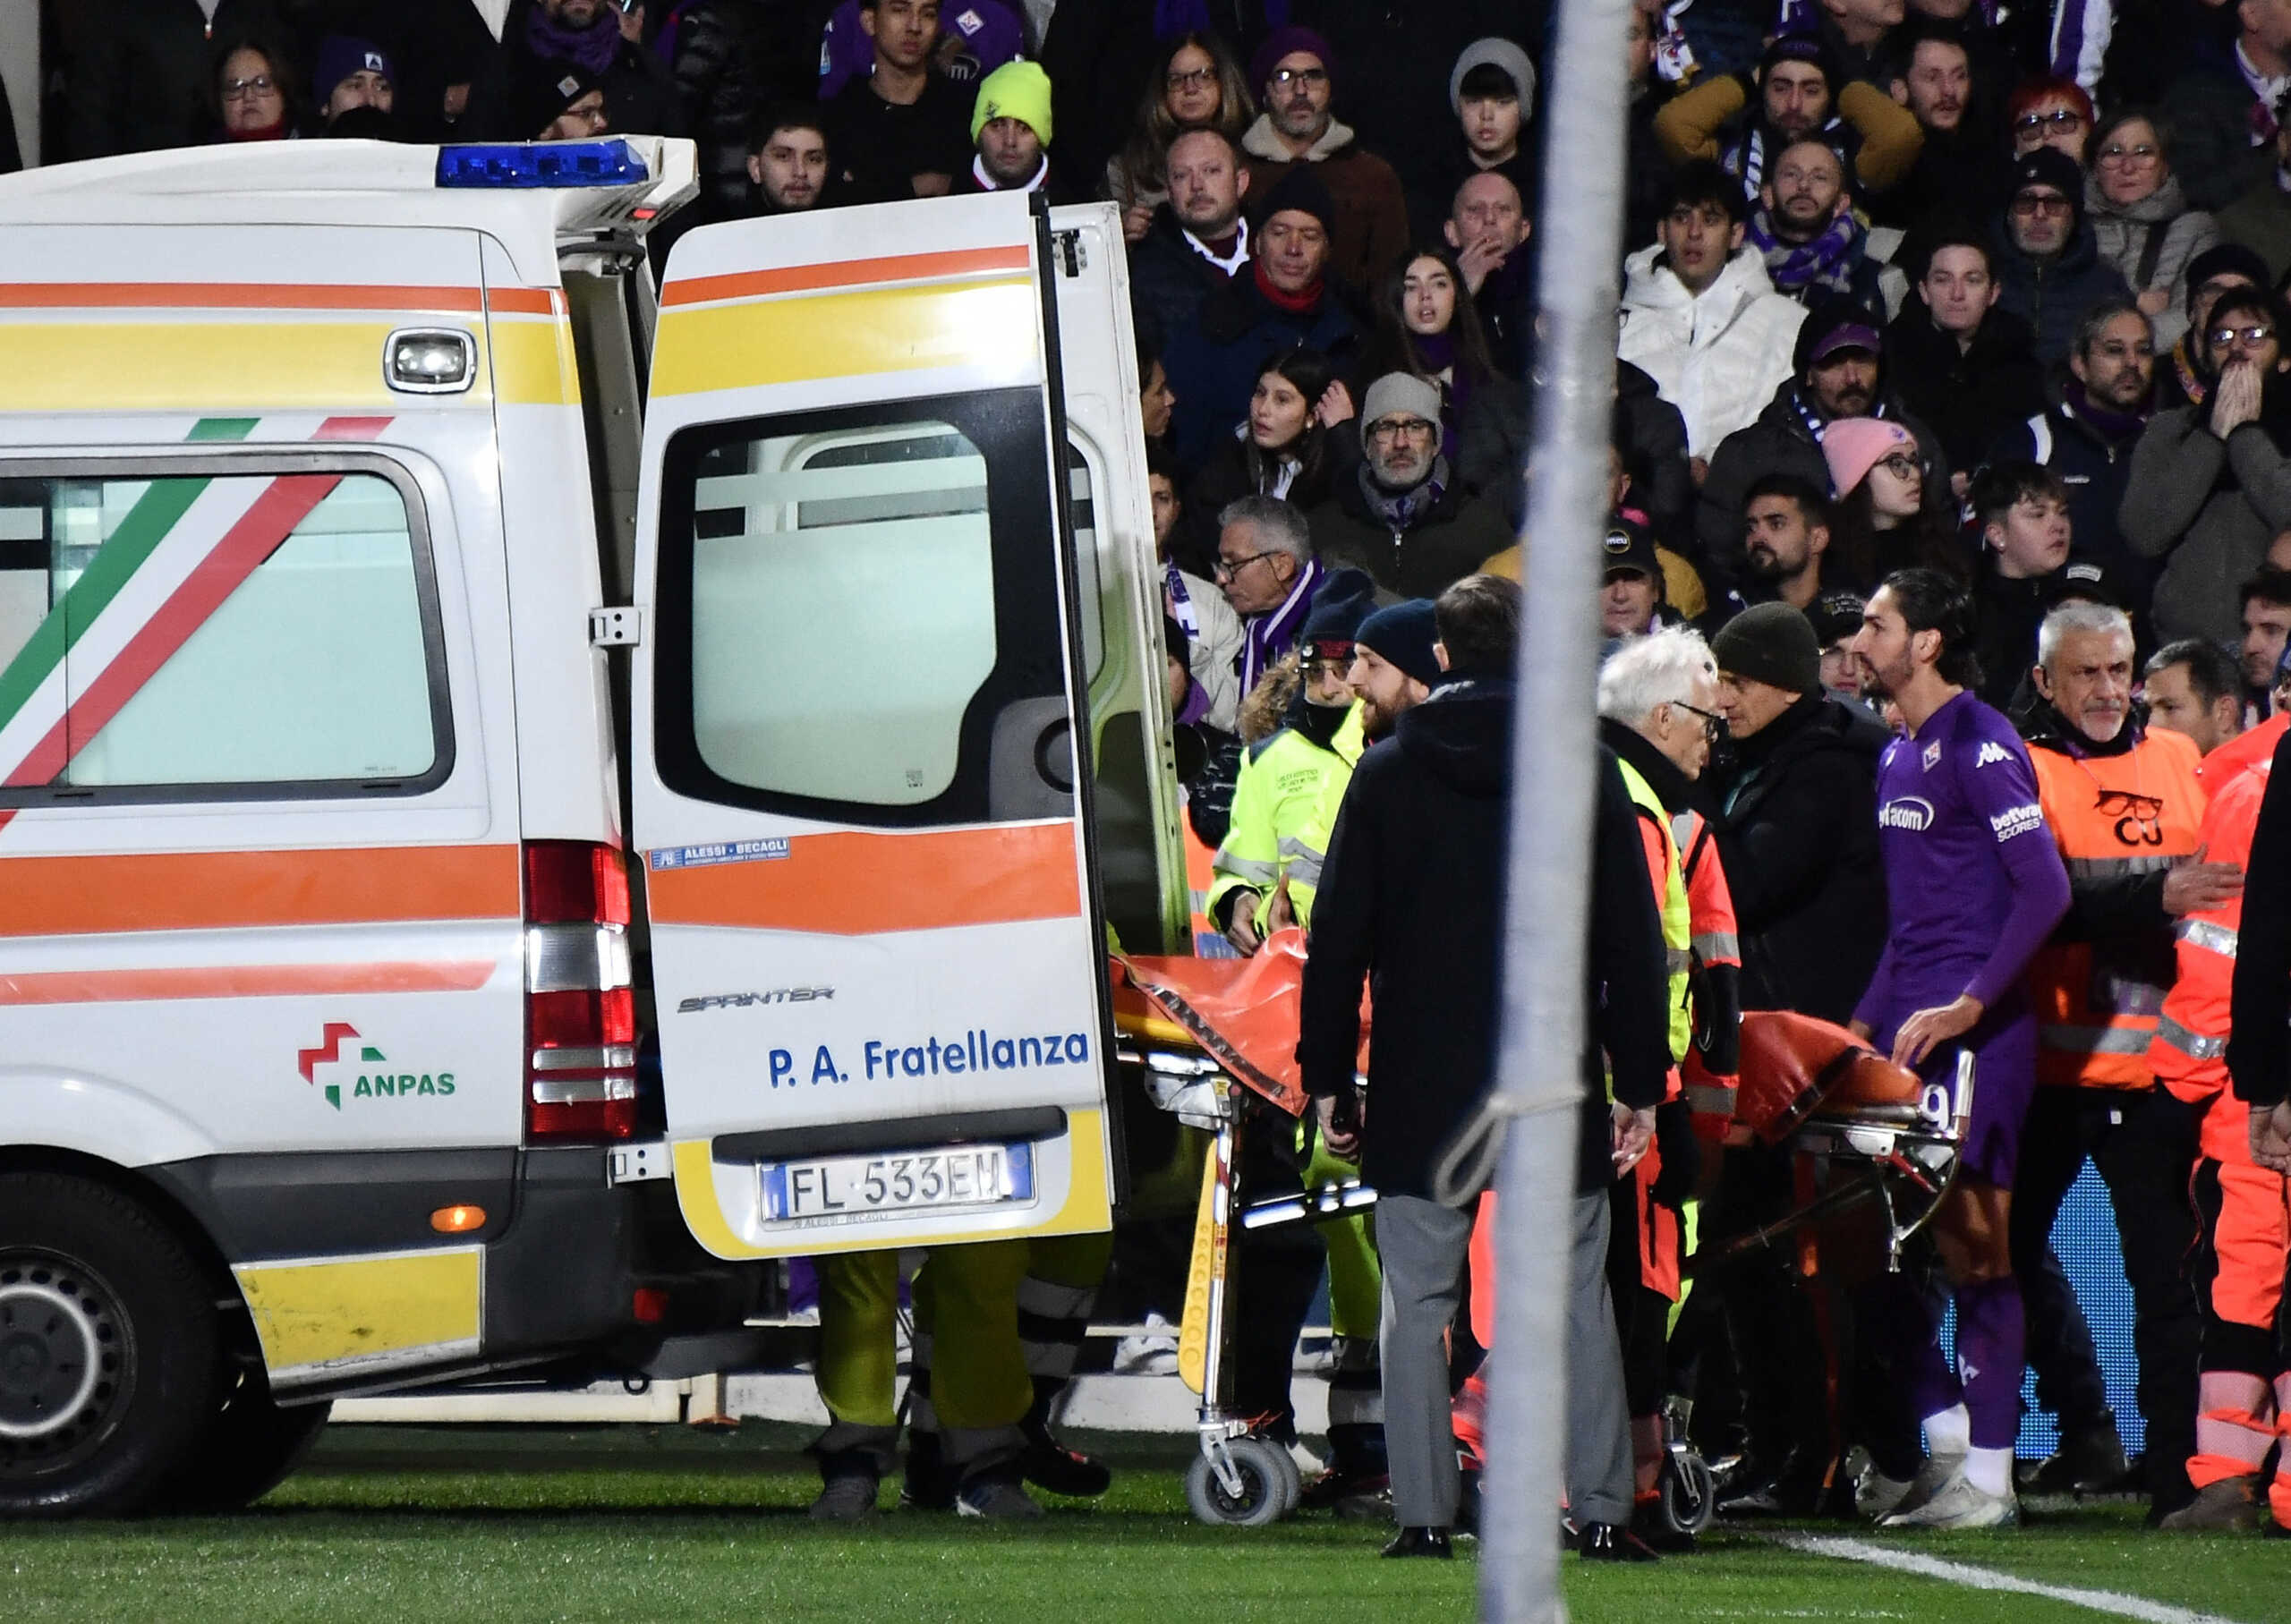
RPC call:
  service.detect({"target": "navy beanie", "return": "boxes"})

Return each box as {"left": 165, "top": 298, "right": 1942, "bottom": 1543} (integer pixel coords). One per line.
{"left": 1356, "top": 599, "right": 1442, "bottom": 686}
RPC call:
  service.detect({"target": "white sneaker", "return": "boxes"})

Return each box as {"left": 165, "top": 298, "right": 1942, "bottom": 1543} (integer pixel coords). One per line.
{"left": 1878, "top": 1470, "right": 2018, "bottom": 1530}
{"left": 1854, "top": 1463, "right": 1917, "bottom": 1521}
{"left": 1884, "top": 1451, "right": 1967, "bottom": 1520}
{"left": 1111, "top": 1312, "right": 1180, "bottom": 1375}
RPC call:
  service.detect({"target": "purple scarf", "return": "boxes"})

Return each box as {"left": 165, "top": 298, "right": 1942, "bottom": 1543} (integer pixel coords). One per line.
{"left": 1746, "top": 206, "right": 1863, "bottom": 297}
{"left": 527, "top": 6, "right": 621, "bottom": 75}
{"left": 1239, "top": 557, "right": 1324, "bottom": 695}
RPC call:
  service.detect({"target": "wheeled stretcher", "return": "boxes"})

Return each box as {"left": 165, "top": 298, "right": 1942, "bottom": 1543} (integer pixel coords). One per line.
{"left": 1107, "top": 957, "right": 1975, "bottom": 1527}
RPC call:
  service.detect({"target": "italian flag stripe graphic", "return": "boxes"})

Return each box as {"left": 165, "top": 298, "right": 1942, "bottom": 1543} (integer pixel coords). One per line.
{"left": 0, "top": 415, "right": 390, "bottom": 832}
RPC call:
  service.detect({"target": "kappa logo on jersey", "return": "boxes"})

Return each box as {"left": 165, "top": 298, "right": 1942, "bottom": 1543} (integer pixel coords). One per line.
{"left": 294, "top": 1021, "right": 456, "bottom": 1111}
{"left": 1989, "top": 802, "right": 2046, "bottom": 843}
{"left": 1974, "top": 741, "right": 2013, "bottom": 768}
{"left": 1878, "top": 796, "right": 1936, "bottom": 831}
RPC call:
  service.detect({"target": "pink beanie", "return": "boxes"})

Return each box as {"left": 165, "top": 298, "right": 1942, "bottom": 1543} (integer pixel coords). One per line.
{"left": 1820, "top": 417, "right": 1915, "bottom": 497}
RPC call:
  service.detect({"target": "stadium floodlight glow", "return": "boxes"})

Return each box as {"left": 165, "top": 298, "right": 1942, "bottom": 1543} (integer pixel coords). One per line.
{"left": 436, "top": 140, "right": 648, "bottom": 189}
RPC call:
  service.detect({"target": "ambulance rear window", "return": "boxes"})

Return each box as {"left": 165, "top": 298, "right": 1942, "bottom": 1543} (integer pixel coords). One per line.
{"left": 0, "top": 460, "right": 449, "bottom": 803}
{"left": 652, "top": 387, "right": 1070, "bottom": 828}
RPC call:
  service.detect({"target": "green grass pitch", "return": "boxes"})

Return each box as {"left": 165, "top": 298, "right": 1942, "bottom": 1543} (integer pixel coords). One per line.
{"left": 3, "top": 1426, "right": 2287, "bottom": 1622}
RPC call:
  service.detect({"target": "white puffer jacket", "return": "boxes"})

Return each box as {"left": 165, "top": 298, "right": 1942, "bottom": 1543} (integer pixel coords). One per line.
{"left": 1617, "top": 245, "right": 1810, "bottom": 459}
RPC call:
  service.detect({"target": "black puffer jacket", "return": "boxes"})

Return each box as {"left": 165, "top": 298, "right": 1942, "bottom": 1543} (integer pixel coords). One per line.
{"left": 1709, "top": 693, "right": 1890, "bottom": 1025}
{"left": 1306, "top": 463, "right": 1514, "bottom": 599}
{"left": 669, "top": 0, "right": 779, "bottom": 222}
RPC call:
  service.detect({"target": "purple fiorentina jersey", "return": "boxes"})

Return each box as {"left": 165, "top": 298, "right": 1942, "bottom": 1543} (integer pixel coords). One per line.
{"left": 1859, "top": 690, "right": 2063, "bottom": 1030}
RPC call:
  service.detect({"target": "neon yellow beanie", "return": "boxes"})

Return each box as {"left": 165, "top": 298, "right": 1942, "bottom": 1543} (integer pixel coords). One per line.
{"left": 971, "top": 59, "right": 1052, "bottom": 146}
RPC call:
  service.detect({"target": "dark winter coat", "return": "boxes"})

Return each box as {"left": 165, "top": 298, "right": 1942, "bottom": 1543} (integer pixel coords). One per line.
{"left": 467, "top": 0, "right": 686, "bottom": 140}
{"left": 1695, "top": 380, "right": 1955, "bottom": 583}
{"left": 2121, "top": 404, "right": 2291, "bottom": 644}
{"left": 2160, "top": 47, "right": 2276, "bottom": 214}
{"left": 1883, "top": 303, "right": 2046, "bottom": 478}
{"left": 1127, "top": 207, "right": 1245, "bottom": 357}
{"left": 669, "top": 0, "right": 775, "bottom": 222}
{"left": 1306, "top": 464, "right": 1515, "bottom": 598}
{"left": 2216, "top": 174, "right": 2291, "bottom": 285}
{"left": 1988, "top": 387, "right": 2153, "bottom": 608}
{"left": 1162, "top": 271, "right": 1363, "bottom": 471}
{"left": 1300, "top": 688, "right": 1672, "bottom": 1198}
{"left": 59, "top": 0, "right": 281, "bottom": 158}
{"left": 1989, "top": 215, "right": 2133, "bottom": 368}
{"left": 1709, "top": 693, "right": 1890, "bottom": 1025}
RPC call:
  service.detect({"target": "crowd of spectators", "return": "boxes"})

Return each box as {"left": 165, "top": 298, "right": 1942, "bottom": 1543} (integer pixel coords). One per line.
{"left": 38, "top": 0, "right": 2291, "bottom": 1560}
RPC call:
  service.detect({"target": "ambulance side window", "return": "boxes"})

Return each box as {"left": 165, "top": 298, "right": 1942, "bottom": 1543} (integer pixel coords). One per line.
{"left": 0, "top": 463, "right": 448, "bottom": 803}
{"left": 654, "top": 387, "right": 1069, "bottom": 827}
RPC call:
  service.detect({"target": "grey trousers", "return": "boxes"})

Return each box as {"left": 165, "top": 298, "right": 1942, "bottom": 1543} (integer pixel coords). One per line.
{"left": 1377, "top": 1188, "right": 1636, "bottom": 1529}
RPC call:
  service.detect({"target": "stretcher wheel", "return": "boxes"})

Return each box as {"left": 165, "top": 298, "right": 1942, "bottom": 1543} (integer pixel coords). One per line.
{"left": 1659, "top": 1447, "right": 1717, "bottom": 1536}
{"left": 1186, "top": 1437, "right": 1294, "bottom": 1526}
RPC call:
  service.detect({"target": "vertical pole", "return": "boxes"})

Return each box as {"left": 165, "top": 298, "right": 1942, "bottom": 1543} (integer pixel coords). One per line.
{"left": 1478, "top": 0, "right": 1631, "bottom": 1613}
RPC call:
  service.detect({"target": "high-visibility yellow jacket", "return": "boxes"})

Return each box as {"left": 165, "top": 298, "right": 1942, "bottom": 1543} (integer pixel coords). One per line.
{"left": 1206, "top": 703, "right": 1364, "bottom": 938}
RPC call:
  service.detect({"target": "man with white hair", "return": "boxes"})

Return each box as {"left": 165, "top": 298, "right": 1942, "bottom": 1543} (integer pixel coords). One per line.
{"left": 1595, "top": 625, "right": 1744, "bottom": 1546}
{"left": 1214, "top": 494, "right": 1334, "bottom": 698}
{"left": 2014, "top": 599, "right": 2236, "bottom": 1521}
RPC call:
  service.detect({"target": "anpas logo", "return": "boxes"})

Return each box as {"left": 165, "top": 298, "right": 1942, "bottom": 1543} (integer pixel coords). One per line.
{"left": 295, "top": 1022, "right": 456, "bottom": 1111}
{"left": 1878, "top": 796, "right": 1935, "bottom": 831}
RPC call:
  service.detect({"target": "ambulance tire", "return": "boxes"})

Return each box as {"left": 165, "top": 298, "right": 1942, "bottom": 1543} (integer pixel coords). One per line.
{"left": 148, "top": 1367, "right": 331, "bottom": 1513}
{"left": 1186, "top": 1437, "right": 1292, "bottom": 1526}
{"left": 0, "top": 1173, "right": 220, "bottom": 1518}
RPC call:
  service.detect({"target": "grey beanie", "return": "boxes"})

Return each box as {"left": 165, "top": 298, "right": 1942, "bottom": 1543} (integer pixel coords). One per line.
{"left": 1449, "top": 37, "right": 1537, "bottom": 123}
{"left": 1359, "top": 372, "right": 1445, "bottom": 450}
{"left": 1709, "top": 601, "right": 1822, "bottom": 696}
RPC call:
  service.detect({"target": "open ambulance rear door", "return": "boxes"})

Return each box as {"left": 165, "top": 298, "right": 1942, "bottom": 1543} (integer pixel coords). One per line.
{"left": 632, "top": 192, "right": 1120, "bottom": 1259}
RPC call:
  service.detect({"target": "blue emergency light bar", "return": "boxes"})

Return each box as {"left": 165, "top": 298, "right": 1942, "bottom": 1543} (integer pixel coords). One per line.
{"left": 436, "top": 140, "right": 649, "bottom": 189}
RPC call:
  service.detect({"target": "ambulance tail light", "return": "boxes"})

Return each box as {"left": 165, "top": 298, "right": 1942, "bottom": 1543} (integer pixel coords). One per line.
{"left": 524, "top": 841, "right": 637, "bottom": 1142}
{"left": 437, "top": 140, "right": 649, "bottom": 189}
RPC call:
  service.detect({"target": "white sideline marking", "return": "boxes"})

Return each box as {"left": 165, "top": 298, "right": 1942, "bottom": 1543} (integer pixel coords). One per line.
{"left": 1773, "top": 1534, "right": 2247, "bottom": 1624}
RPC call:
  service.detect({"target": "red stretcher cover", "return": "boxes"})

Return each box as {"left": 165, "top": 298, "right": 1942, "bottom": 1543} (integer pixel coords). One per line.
{"left": 1112, "top": 929, "right": 1318, "bottom": 1118}
{"left": 1733, "top": 1009, "right": 1924, "bottom": 1145}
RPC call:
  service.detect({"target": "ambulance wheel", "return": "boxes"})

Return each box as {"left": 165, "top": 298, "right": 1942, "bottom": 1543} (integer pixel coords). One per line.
{"left": 1186, "top": 1438, "right": 1292, "bottom": 1526}
{"left": 149, "top": 1366, "right": 330, "bottom": 1512}
{"left": 0, "top": 1173, "right": 220, "bottom": 1518}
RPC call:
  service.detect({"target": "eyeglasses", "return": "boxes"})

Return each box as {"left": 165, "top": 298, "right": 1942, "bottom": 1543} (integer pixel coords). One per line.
{"left": 2010, "top": 192, "right": 2073, "bottom": 217}
{"left": 2097, "top": 142, "right": 2159, "bottom": 166}
{"left": 222, "top": 74, "right": 277, "bottom": 100}
{"left": 1367, "top": 417, "right": 1437, "bottom": 443}
{"left": 1166, "top": 65, "right": 1218, "bottom": 89}
{"left": 1874, "top": 452, "right": 1921, "bottom": 480}
{"left": 1270, "top": 66, "right": 1329, "bottom": 87}
{"left": 2014, "top": 107, "right": 2084, "bottom": 132}
{"left": 1213, "top": 548, "right": 1278, "bottom": 579}
{"left": 2210, "top": 324, "right": 2276, "bottom": 347}
{"left": 1670, "top": 700, "right": 1726, "bottom": 740}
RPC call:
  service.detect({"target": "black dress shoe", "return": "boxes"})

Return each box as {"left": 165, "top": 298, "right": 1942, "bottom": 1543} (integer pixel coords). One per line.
{"left": 1578, "top": 1521, "right": 1660, "bottom": 1561}
{"left": 1382, "top": 1526, "right": 1454, "bottom": 1559}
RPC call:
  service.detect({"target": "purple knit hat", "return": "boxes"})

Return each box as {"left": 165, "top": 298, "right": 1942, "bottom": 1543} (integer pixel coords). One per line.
{"left": 1250, "top": 26, "right": 1338, "bottom": 93}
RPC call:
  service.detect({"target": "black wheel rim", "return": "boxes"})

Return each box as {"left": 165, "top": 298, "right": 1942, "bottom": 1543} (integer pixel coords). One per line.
{"left": 1207, "top": 1458, "right": 1271, "bottom": 1517}
{"left": 0, "top": 1253, "right": 135, "bottom": 1480}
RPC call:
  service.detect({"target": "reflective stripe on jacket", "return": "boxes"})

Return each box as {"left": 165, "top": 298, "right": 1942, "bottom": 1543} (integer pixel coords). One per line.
{"left": 2150, "top": 760, "right": 2270, "bottom": 1100}
{"left": 1205, "top": 704, "right": 1364, "bottom": 936}
{"left": 1616, "top": 756, "right": 1694, "bottom": 1066}
{"left": 2029, "top": 727, "right": 2203, "bottom": 1088}
{"left": 1674, "top": 806, "right": 1742, "bottom": 1139}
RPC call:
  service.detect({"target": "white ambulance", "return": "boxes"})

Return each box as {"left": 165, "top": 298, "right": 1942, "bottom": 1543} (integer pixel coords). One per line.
{"left": 0, "top": 136, "right": 1183, "bottom": 1515}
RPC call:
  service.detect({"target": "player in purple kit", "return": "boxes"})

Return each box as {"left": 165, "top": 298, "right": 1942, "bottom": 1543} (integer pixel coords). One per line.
{"left": 1845, "top": 569, "right": 2073, "bottom": 1530}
